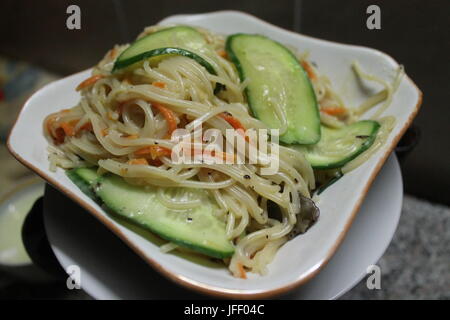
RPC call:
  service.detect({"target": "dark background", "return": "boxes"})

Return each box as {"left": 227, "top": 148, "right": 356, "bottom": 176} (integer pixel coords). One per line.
{"left": 1, "top": 0, "right": 448, "bottom": 204}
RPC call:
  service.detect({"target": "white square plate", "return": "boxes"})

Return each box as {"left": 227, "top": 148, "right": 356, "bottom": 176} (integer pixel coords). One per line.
{"left": 8, "top": 11, "right": 421, "bottom": 298}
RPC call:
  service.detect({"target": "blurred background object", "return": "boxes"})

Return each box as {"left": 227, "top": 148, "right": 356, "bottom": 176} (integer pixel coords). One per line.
{"left": 0, "top": 0, "right": 448, "bottom": 299}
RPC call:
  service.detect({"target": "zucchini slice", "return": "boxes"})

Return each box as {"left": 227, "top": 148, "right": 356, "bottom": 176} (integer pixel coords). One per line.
{"left": 113, "top": 47, "right": 216, "bottom": 75}
{"left": 292, "top": 120, "right": 381, "bottom": 169}
{"left": 67, "top": 168, "right": 234, "bottom": 259}
{"left": 67, "top": 167, "right": 99, "bottom": 201}
{"left": 315, "top": 170, "right": 344, "bottom": 195}
{"left": 226, "top": 34, "right": 321, "bottom": 144}
{"left": 114, "top": 26, "right": 210, "bottom": 67}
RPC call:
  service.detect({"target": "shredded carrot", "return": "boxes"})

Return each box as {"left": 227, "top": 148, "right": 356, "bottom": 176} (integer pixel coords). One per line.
{"left": 128, "top": 158, "right": 149, "bottom": 165}
{"left": 236, "top": 262, "right": 247, "bottom": 279}
{"left": 125, "top": 134, "right": 139, "bottom": 139}
{"left": 108, "top": 48, "right": 117, "bottom": 59}
{"left": 60, "top": 122, "right": 75, "bottom": 136}
{"left": 76, "top": 74, "right": 104, "bottom": 91}
{"left": 148, "top": 158, "right": 163, "bottom": 166}
{"left": 201, "top": 149, "right": 236, "bottom": 162}
{"left": 134, "top": 145, "right": 172, "bottom": 159}
{"left": 217, "top": 49, "right": 227, "bottom": 59}
{"left": 53, "top": 128, "right": 66, "bottom": 144}
{"left": 152, "top": 103, "right": 177, "bottom": 137}
{"left": 79, "top": 122, "right": 93, "bottom": 132}
{"left": 219, "top": 112, "right": 248, "bottom": 141}
{"left": 152, "top": 81, "right": 167, "bottom": 89}
{"left": 219, "top": 112, "right": 245, "bottom": 131}
{"left": 300, "top": 60, "right": 317, "bottom": 81}
{"left": 321, "top": 106, "right": 347, "bottom": 116}
{"left": 134, "top": 147, "right": 151, "bottom": 156}
{"left": 46, "top": 113, "right": 93, "bottom": 144}
{"left": 101, "top": 128, "right": 109, "bottom": 137}
{"left": 45, "top": 115, "right": 58, "bottom": 138}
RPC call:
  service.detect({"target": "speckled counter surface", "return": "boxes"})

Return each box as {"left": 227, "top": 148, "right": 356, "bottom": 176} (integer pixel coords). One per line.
{"left": 1, "top": 192, "right": 448, "bottom": 299}
{"left": 342, "top": 195, "right": 449, "bottom": 300}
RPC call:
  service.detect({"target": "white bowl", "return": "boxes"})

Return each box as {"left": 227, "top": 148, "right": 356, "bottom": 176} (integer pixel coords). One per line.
{"left": 7, "top": 11, "right": 422, "bottom": 298}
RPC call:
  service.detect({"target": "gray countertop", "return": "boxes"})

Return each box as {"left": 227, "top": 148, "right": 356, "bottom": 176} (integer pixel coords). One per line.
{"left": 1, "top": 194, "right": 448, "bottom": 299}
{"left": 342, "top": 195, "right": 449, "bottom": 299}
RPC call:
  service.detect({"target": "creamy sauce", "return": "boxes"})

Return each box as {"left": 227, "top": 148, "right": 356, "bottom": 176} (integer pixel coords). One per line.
{"left": 0, "top": 181, "right": 45, "bottom": 266}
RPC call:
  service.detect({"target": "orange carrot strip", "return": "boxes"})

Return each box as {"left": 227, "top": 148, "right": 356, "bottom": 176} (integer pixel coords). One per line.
{"left": 134, "top": 145, "right": 172, "bottom": 159}
{"left": 219, "top": 112, "right": 245, "bottom": 131}
{"left": 53, "top": 128, "right": 66, "bottom": 144}
{"left": 236, "top": 262, "right": 247, "bottom": 279}
{"left": 152, "top": 103, "right": 177, "bottom": 137}
{"left": 79, "top": 122, "right": 93, "bottom": 132}
{"left": 125, "top": 134, "right": 139, "bottom": 139}
{"left": 217, "top": 49, "right": 227, "bottom": 59}
{"left": 219, "top": 112, "right": 249, "bottom": 141}
{"left": 108, "top": 48, "right": 117, "bottom": 59}
{"left": 128, "top": 158, "right": 149, "bottom": 165}
{"left": 300, "top": 60, "right": 317, "bottom": 81}
{"left": 101, "top": 128, "right": 109, "bottom": 137}
{"left": 76, "top": 75, "right": 104, "bottom": 91}
{"left": 134, "top": 146, "right": 151, "bottom": 156}
{"left": 152, "top": 81, "right": 167, "bottom": 89}
{"left": 321, "top": 106, "right": 347, "bottom": 116}
{"left": 148, "top": 158, "right": 163, "bottom": 167}
{"left": 202, "top": 149, "right": 236, "bottom": 162}
{"left": 60, "top": 122, "right": 75, "bottom": 136}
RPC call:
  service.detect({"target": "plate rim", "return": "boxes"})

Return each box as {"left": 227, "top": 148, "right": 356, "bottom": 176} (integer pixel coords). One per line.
{"left": 6, "top": 10, "right": 422, "bottom": 298}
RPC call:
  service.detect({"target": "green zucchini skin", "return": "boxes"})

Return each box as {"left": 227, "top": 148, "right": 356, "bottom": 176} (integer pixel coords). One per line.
{"left": 113, "top": 47, "right": 217, "bottom": 75}
{"left": 112, "top": 26, "right": 223, "bottom": 92}
{"left": 316, "top": 171, "right": 344, "bottom": 195}
{"left": 293, "top": 120, "right": 381, "bottom": 169}
{"left": 114, "top": 26, "right": 204, "bottom": 65}
{"left": 66, "top": 167, "right": 99, "bottom": 201}
{"left": 226, "top": 33, "right": 321, "bottom": 145}
{"left": 67, "top": 168, "right": 234, "bottom": 259}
